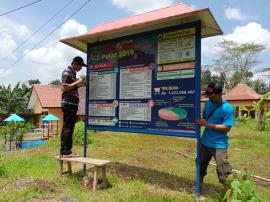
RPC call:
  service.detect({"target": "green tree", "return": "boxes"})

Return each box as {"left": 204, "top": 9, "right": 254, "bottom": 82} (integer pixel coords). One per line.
{"left": 21, "top": 79, "right": 41, "bottom": 94}
{"left": 201, "top": 67, "right": 224, "bottom": 91}
{"left": 0, "top": 83, "right": 29, "bottom": 114}
{"left": 49, "top": 79, "right": 61, "bottom": 85}
{"left": 253, "top": 79, "right": 270, "bottom": 94}
{"left": 201, "top": 69, "right": 212, "bottom": 90}
{"left": 28, "top": 79, "right": 41, "bottom": 85}
{"left": 213, "top": 40, "right": 265, "bottom": 90}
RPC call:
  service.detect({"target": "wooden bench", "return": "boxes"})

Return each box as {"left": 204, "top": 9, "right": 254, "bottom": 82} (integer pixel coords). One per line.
{"left": 55, "top": 156, "right": 111, "bottom": 191}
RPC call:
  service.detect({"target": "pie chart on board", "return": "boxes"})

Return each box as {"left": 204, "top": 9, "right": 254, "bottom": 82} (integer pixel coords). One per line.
{"left": 158, "top": 107, "right": 187, "bottom": 121}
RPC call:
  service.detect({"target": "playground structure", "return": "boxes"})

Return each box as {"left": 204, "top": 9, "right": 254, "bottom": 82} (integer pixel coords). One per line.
{"left": 42, "top": 114, "right": 60, "bottom": 139}
{"left": 1, "top": 113, "right": 60, "bottom": 151}
{"left": 3, "top": 113, "right": 25, "bottom": 151}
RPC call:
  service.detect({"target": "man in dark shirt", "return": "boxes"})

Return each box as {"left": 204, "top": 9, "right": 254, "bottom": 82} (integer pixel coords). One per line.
{"left": 60, "top": 56, "right": 86, "bottom": 157}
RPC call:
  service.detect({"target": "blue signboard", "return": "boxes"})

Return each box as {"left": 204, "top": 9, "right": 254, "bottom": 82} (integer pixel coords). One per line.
{"left": 86, "top": 22, "right": 201, "bottom": 138}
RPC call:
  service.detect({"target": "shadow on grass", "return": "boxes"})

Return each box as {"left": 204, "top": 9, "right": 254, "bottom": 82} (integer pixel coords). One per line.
{"left": 66, "top": 161, "right": 224, "bottom": 198}
{"left": 108, "top": 161, "right": 222, "bottom": 195}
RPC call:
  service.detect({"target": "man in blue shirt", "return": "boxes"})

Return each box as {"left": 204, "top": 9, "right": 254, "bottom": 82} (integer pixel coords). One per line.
{"left": 196, "top": 82, "right": 234, "bottom": 190}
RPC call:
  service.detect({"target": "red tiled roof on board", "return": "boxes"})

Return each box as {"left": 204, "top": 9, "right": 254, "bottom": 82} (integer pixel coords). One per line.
{"left": 60, "top": 3, "right": 222, "bottom": 52}
{"left": 86, "top": 3, "right": 195, "bottom": 36}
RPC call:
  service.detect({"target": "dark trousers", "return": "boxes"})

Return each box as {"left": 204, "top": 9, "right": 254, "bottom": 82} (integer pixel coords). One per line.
{"left": 200, "top": 144, "right": 232, "bottom": 184}
{"left": 60, "top": 103, "right": 78, "bottom": 155}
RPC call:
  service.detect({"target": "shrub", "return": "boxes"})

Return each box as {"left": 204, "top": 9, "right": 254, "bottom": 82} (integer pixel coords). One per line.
{"left": 73, "top": 121, "right": 92, "bottom": 146}
{"left": 266, "top": 108, "right": 270, "bottom": 120}
{"left": 236, "top": 114, "right": 250, "bottom": 123}
{"left": 0, "top": 122, "right": 35, "bottom": 149}
{"left": 0, "top": 153, "right": 7, "bottom": 177}
{"left": 224, "top": 172, "right": 261, "bottom": 202}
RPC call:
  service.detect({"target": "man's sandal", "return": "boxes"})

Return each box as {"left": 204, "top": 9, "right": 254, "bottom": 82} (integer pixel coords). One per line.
{"left": 61, "top": 153, "right": 80, "bottom": 158}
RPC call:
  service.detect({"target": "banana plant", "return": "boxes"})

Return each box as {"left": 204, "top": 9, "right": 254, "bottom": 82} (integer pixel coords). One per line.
{"left": 253, "top": 91, "right": 270, "bottom": 131}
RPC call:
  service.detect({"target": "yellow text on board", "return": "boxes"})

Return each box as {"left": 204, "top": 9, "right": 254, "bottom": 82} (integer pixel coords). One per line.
{"left": 158, "top": 28, "right": 196, "bottom": 40}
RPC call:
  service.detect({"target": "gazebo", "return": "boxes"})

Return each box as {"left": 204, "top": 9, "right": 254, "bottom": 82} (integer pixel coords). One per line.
{"left": 42, "top": 114, "right": 60, "bottom": 139}
{"left": 223, "top": 84, "right": 270, "bottom": 118}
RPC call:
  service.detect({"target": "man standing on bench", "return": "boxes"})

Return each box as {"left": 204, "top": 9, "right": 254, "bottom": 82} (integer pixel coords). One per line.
{"left": 60, "top": 56, "right": 86, "bottom": 158}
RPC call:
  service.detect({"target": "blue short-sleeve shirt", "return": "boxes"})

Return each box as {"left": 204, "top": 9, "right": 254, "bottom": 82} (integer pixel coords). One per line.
{"left": 201, "top": 99, "right": 234, "bottom": 149}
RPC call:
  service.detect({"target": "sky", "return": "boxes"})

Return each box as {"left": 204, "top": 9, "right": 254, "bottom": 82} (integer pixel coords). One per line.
{"left": 0, "top": 0, "right": 270, "bottom": 85}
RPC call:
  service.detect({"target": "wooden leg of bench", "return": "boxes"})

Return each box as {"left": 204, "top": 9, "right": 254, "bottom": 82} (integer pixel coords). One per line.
{"left": 67, "top": 162, "right": 72, "bottom": 174}
{"left": 59, "top": 160, "right": 63, "bottom": 176}
{"left": 93, "top": 166, "right": 98, "bottom": 191}
{"left": 95, "top": 166, "right": 107, "bottom": 190}
{"left": 101, "top": 166, "right": 107, "bottom": 188}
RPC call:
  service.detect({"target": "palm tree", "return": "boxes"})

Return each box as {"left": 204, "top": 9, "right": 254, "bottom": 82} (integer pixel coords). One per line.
{"left": 0, "top": 83, "right": 30, "bottom": 114}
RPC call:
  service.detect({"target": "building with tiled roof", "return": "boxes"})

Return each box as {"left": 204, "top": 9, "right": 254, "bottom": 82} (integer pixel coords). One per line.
{"left": 28, "top": 85, "right": 85, "bottom": 134}
{"left": 223, "top": 83, "right": 261, "bottom": 101}
{"left": 28, "top": 84, "right": 62, "bottom": 109}
{"left": 222, "top": 83, "right": 270, "bottom": 118}
{"left": 199, "top": 83, "right": 270, "bottom": 118}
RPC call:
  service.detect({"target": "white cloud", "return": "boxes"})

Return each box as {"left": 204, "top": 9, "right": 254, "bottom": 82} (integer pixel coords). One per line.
{"left": 111, "top": 0, "right": 174, "bottom": 14}
{"left": 225, "top": 6, "right": 246, "bottom": 20}
{"left": 0, "top": 18, "right": 30, "bottom": 60}
{"left": 58, "top": 19, "right": 87, "bottom": 38}
{"left": 23, "top": 19, "right": 88, "bottom": 83}
{"left": 202, "top": 22, "right": 270, "bottom": 62}
{"left": 0, "top": 67, "right": 14, "bottom": 86}
{"left": 0, "top": 32, "right": 17, "bottom": 59}
{"left": 225, "top": 22, "right": 270, "bottom": 49}
{"left": 25, "top": 19, "right": 87, "bottom": 65}
{"left": 202, "top": 35, "right": 223, "bottom": 59}
{"left": 0, "top": 18, "right": 87, "bottom": 85}
{"left": 0, "top": 18, "right": 31, "bottom": 84}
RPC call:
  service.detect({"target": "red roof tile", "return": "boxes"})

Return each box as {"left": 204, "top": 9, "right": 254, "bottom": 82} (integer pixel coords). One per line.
{"left": 86, "top": 3, "right": 195, "bottom": 36}
{"left": 60, "top": 3, "right": 222, "bottom": 52}
{"left": 34, "top": 84, "right": 62, "bottom": 108}
{"left": 223, "top": 84, "right": 261, "bottom": 101}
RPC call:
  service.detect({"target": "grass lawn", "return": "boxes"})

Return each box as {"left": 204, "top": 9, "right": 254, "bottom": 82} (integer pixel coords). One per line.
{"left": 0, "top": 119, "right": 269, "bottom": 201}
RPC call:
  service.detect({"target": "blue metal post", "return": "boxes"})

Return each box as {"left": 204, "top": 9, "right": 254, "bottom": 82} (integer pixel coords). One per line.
{"left": 195, "top": 21, "right": 202, "bottom": 196}
{"left": 83, "top": 121, "right": 87, "bottom": 172}
{"left": 83, "top": 50, "right": 90, "bottom": 173}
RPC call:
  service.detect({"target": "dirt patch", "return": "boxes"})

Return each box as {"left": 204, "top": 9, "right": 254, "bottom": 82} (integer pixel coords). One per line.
{"left": 7, "top": 178, "right": 59, "bottom": 193}
{"left": 254, "top": 178, "right": 270, "bottom": 187}
{"left": 29, "top": 199, "right": 57, "bottom": 202}
{"left": 127, "top": 155, "right": 148, "bottom": 166}
{"left": 107, "top": 161, "right": 220, "bottom": 193}
{"left": 31, "top": 179, "right": 59, "bottom": 193}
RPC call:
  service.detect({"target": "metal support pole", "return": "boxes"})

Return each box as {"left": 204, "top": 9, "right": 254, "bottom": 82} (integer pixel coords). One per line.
{"left": 83, "top": 53, "right": 89, "bottom": 173}
{"left": 194, "top": 20, "right": 202, "bottom": 197}
{"left": 83, "top": 124, "right": 87, "bottom": 173}
{"left": 57, "top": 120, "right": 59, "bottom": 136}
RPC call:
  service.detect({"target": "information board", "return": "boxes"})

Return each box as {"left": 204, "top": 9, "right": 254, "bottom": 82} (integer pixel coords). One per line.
{"left": 86, "top": 24, "right": 200, "bottom": 137}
